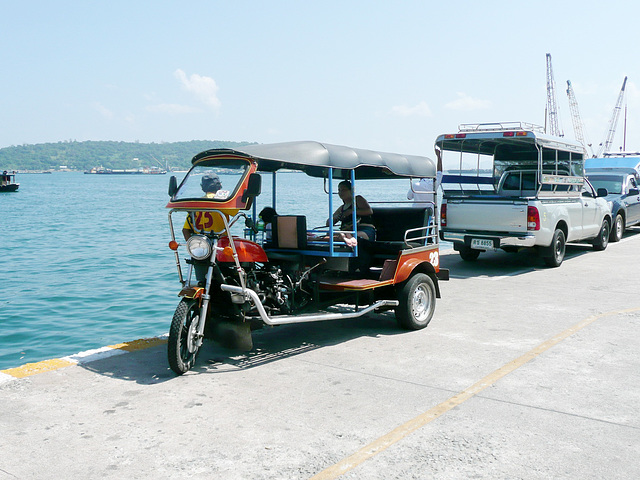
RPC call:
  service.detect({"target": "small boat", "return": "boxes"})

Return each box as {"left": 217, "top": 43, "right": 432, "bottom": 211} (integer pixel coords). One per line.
{"left": 0, "top": 171, "right": 19, "bottom": 192}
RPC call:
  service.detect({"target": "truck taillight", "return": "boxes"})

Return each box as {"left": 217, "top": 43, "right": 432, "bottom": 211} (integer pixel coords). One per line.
{"left": 440, "top": 203, "right": 447, "bottom": 227}
{"left": 527, "top": 206, "right": 540, "bottom": 231}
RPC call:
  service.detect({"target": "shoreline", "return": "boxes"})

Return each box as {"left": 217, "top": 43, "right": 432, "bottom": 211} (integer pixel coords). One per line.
{"left": 0, "top": 335, "right": 168, "bottom": 384}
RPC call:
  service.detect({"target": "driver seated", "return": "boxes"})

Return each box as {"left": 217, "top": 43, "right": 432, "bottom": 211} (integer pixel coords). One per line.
{"left": 182, "top": 172, "right": 238, "bottom": 240}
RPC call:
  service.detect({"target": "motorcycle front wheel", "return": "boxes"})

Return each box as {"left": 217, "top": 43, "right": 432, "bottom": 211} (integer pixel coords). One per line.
{"left": 168, "top": 298, "right": 202, "bottom": 375}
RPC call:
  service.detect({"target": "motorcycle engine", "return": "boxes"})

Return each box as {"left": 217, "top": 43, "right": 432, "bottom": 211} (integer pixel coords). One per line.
{"left": 246, "top": 265, "right": 309, "bottom": 315}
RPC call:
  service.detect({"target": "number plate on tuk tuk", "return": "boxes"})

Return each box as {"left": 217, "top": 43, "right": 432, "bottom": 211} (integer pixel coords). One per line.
{"left": 470, "top": 238, "right": 494, "bottom": 249}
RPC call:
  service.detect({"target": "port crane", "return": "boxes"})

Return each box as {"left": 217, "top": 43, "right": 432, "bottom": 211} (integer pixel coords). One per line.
{"left": 566, "top": 80, "right": 592, "bottom": 157}
{"left": 594, "top": 76, "right": 628, "bottom": 157}
{"left": 545, "top": 53, "right": 564, "bottom": 137}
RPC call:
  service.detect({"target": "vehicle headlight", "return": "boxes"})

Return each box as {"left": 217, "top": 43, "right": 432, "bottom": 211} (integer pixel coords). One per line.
{"left": 186, "top": 235, "right": 212, "bottom": 260}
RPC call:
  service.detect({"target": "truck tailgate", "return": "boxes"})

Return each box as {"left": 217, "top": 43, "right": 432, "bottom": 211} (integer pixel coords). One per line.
{"left": 445, "top": 198, "right": 529, "bottom": 233}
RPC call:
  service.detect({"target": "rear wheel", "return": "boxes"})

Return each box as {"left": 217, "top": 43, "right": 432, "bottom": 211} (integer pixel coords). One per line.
{"left": 543, "top": 229, "right": 566, "bottom": 267}
{"left": 395, "top": 273, "right": 436, "bottom": 330}
{"left": 168, "top": 299, "right": 202, "bottom": 375}
{"left": 610, "top": 214, "right": 624, "bottom": 242}
{"left": 593, "top": 219, "right": 610, "bottom": 251}
{"left": 458, "top": 246, "right": 480, "bottom": 261}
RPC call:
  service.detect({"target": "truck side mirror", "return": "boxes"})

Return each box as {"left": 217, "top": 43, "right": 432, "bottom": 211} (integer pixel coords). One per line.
{"left": 628, "top": 188, "right": 639, "bottom": 196}
{"left": 596, "top": 187, "right": 608, "bottom": 198}
{"left": 241, "top": 173, "right": 262, "bottom": 203}
{"left": 168, "top": 176, "right": 178, "bottom": 197}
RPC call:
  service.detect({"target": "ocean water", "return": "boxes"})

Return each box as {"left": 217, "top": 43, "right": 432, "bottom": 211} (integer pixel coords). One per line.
{"left": 0, "top": 171, "right": 427, "bottom": 370}
{"left": 0, "top": 172, "right": 178, "bottom": 370}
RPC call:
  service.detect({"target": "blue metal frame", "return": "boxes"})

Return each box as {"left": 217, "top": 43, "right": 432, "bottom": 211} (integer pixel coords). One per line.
{"left": 325, "top": 168, "right": 358, "bottom": 256}
{"left": 254, "top": 167, "right": 359, "bottom": 258}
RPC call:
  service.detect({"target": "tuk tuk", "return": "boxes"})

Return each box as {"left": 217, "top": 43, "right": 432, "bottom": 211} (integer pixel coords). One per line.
{"left": 166, "top": 141, "right": 449, "bottom": 374}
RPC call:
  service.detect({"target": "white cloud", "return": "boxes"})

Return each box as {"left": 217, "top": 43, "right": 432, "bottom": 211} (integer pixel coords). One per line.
{"left": 390, "top": 101, "right": 432, "bottom": 117}
{"left": 92, "top": 102, "right": 114, "bottom": 119}
{"left": 146, "top": 103, "right": 200, "bottom": 114}
{"left": 445, "top": 92, "right": 491, "bottom": 111}
{"left": 174, "top": 69, "right": 221, "bottom": 110}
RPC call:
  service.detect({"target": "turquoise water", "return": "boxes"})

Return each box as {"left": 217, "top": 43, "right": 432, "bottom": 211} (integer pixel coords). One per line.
{"left": 0, "top": 171, "right": 431, "bottom": 370}
{"left": 1, "top": 172, "right": 178, "bottom": 369}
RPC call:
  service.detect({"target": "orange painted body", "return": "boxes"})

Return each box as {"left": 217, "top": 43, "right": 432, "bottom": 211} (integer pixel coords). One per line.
{"left": 392, "top": 244, "right": 440, "bottom": 284}
{"left": 216, "top": 236, "right": 269, "bottom": 263}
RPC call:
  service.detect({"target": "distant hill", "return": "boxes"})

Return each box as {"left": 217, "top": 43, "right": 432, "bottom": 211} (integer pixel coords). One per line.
{"left": 0, "top": 140, "right": 256, "bottom": 171}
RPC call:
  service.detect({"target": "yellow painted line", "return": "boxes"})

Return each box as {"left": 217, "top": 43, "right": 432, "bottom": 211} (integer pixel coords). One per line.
{"left": 108, "top": 336, "right": 167, "bottom": 352}
{"left": 312, "top": 306, "right": 640, "bottom": 479}
{"left": 0, "top": 336, "right": 168, "bottom": 381}
{"left": 1, "top": 358, "right": 76, "bottom": 379}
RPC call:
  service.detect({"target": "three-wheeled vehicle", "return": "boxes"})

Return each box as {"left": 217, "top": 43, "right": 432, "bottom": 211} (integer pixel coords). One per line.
{"left": 166, "top": 141, "right": 449, "bottom": 375}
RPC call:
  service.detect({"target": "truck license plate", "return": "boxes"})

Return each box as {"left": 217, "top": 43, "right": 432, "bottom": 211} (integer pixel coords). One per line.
{"left": 471, "top": 238, "right": 494, "bottom": 249}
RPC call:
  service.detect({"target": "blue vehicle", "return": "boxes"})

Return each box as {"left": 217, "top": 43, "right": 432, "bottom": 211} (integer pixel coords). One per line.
{"left": 585, "top": 170, "right": 640, "bottom": 242}
{"left": 585, "top": 155, "right": 640, "bottom": 178}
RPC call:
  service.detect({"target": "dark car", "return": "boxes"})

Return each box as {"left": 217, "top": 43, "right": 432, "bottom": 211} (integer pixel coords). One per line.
{"left": 585, "top": 170, "right": 640, "bottom": 241}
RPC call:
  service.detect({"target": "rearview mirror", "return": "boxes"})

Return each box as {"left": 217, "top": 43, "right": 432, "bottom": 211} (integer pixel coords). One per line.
{"left": 628, "top": 188, "right": 639, "bottom": 196}
{"left": 168, "top": 176, "right": 178, "bottom": 197}
{"left": 596, "top": 187, "right": 608, "bottom": 198}
{"left": 241, "top": 173, "right": 262, "bottom": 202}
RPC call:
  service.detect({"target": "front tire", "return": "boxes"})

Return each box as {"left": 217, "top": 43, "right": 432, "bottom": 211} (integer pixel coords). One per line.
{"left": 395, "top": 273, "right": 436, "bottom": 330}
{"left": 168, "top": 299, "right": 202, "bottom": 375}
{"left": 610, "top": 214, "right": 624, "bottom": 242}
{"left": 543, "top": 229, "right": 566, "bottom": 267}
{"left": 593, "top": 219, "right": 610, "bottom": 251}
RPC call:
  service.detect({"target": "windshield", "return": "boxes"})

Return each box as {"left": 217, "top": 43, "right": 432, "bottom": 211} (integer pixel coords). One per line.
{"left": 586, "top": 175, "right": 623, "bottom": 194}
{"left": 174, "top": 159, "right": 249, "bottom": 201}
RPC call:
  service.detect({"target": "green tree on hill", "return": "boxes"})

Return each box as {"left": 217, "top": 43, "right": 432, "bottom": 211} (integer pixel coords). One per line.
{"left": 0, "top": 140, "right": 256, "bottom": 171}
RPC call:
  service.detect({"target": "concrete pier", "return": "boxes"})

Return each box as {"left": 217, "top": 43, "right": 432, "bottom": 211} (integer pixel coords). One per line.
{"left": 1, "top": 231, "right": 639, "bottom": 479}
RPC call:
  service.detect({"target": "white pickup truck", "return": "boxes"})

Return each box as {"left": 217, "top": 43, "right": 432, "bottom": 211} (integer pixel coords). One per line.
{"left": 437, "top": 122, "right": 612, "bottom": 267}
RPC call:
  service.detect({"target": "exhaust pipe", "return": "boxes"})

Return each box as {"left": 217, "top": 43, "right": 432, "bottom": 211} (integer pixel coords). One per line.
{"left": 220, "top": 284, "right": 398, "bottom": 326}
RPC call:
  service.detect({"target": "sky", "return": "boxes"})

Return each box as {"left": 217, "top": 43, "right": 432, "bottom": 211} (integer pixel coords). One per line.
{"left": 2, "top": 1, "right": 640, "bottom": 159}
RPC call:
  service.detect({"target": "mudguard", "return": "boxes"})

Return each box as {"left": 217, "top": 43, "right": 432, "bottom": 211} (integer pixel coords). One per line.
{"left": 178, "top": 286, "right": 205, "bottom": 299}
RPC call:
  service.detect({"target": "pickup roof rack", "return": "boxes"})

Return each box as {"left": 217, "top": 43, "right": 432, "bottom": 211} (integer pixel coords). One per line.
{"left": 602, "top": 151, "right": 640, "bottom": 157}
{"left": 458, "top": 122, "right": 545, "bottom": 133}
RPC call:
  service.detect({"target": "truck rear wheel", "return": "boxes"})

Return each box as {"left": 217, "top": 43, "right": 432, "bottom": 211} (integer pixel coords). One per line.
{"left": 395, "top": 273, "right": 436, "bottom": 330}
{"left": 458, "top": 246, "right": 480, "bottom": 261}
{"left": 543, "top": 229, "right": 565, "bottom": 268}
{"left": 593, "top": 219, "right": 610, "bottom": 251}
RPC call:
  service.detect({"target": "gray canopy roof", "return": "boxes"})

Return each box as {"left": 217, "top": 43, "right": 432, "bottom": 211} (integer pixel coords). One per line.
{"left": 192, "top": 141, "right": 436, "bottom": 179}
